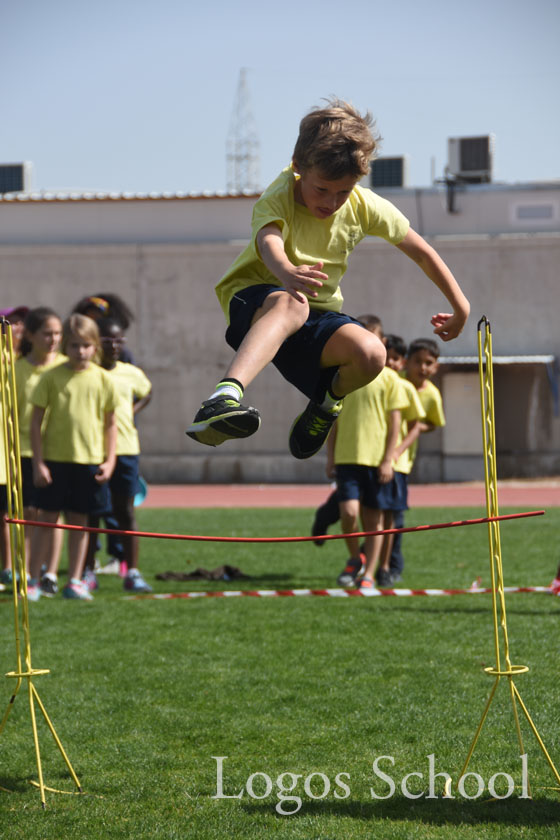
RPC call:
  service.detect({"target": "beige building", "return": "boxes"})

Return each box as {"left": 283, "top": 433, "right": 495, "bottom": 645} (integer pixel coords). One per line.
{"left": 0, "top": 180, "right": 558, "bottom": 483}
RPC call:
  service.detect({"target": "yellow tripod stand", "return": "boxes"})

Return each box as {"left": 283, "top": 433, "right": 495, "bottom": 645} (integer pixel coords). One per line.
{"left": 454, "top": 316, "right": 560, "bottom": 796}
{"left": 0, "top": 319, "right": 82, "bottom": 807}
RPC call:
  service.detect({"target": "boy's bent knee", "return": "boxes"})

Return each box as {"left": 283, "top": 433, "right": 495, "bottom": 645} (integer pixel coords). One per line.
{"left": 252, "top": 291, "right": 309, "bottom": 331}
{"left": 354, "top": 340, "right": 386, "bottom": 383}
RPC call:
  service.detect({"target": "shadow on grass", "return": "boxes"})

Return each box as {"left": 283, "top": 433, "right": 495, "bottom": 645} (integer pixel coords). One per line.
{"left": 243, "top": 792, "right": 560, "bottom": 826}
{"left": 385, "top": 603, "right": 557, "bottom": 617}
{"left": 0, "top": 774, "right": 41, "bottom": 794}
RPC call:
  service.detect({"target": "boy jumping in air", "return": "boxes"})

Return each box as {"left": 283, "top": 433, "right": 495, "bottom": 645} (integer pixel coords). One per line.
{"left": 187, "top": 99, "right": 469, "bottom": 459}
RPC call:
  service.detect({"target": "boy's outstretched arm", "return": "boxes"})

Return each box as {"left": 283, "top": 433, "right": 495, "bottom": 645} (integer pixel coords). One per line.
{"left": 256, "top": 224, "right": 328, "bottom": 304}
{"left": 396, "top": 228, "right": 470, "bottom": 341}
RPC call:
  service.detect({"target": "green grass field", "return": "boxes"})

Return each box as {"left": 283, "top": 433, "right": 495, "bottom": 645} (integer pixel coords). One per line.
{"left": 1, "top": 506, "right": 559, "bottom": 839}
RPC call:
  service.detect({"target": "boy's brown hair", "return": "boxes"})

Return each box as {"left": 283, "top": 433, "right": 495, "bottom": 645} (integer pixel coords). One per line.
{"left": 407, "top": 337, "right": 440, "bottom": 360}
{"left": 62, "top": 313, "right": 101, "bottom": 362}
{"left": 357, "top": 313, "right": 384, "bottom": 336}
{"left": 293, "top": 98, "right": 380, "bottom": 179}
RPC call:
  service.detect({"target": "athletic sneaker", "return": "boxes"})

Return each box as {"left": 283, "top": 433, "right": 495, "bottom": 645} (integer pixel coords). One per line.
{"left": 123, "top": 569, "right": 153, "bottom": 593}
{"left": 62, "top": 582, "right": 93, "bottom": 601}
{"left": 40, "top": 575, "right": 59, "bottom": 597}
{"left": 289, "top": 400, "right": 343, "bottom": 460}
{"left": 26, "top": 583, "right": 42, "bottom": 602}
{"left": 82, "top": 569, "right": 99, "bottom": 592}
{"left": 358, "top": 576, "right": 379, "bottom": 594}
{"left": 0, "top": 568, "right": 13, "bottom": 586}
{"left": 186, "top": 396, "right": 260, "bottom": 447}
{"left": 337, "top": 556, "right": 365, "bottom": 587}
{"left": 375, "top": 569, "right": 393, "bottom": 588}
{"left": 97, "top": 557, "right": 121, "bottom": 575}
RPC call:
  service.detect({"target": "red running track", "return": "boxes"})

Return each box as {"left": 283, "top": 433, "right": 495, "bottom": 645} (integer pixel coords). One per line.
{"left": 141, "top": 481, "right": 560, "bottom": 509}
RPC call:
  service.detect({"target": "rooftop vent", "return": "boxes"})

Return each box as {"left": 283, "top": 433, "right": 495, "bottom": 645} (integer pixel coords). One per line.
{"left": 0, "top": 163, "right": 32, "bottom": 194}
{"left": 370, "top": 156, "right": 408, "bottom": 188}
{"left": 447, "top": 136, "right": 493, "bottom": 183}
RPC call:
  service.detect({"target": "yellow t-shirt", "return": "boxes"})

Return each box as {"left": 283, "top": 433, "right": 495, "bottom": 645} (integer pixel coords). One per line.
{"left": 31, "top": 363, "right": 118, "bottom": 464}
{"left": 334, "top": 368, "right": 409, "bottom": 467}
{"left": 393, "top": 378, "right": 426, "bottom": 475}
{"left": 15, "top": 353, "right": 68, "bottom": 457}
{"left": 105, "top": 362, "right": 152, "bottom": 456}
{"left": 215, "top": 165, "right": 410, "bottom": 321}
{"left": 401, "top": 375, "right": 445, "bottom": 465}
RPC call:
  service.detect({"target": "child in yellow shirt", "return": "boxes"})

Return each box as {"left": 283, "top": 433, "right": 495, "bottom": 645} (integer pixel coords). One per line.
{"left": 30, "top": 315, "right": 118, "bottom": 601}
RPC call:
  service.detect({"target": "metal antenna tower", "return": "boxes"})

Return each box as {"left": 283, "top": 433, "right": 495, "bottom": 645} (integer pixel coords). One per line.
{"left": 226, "top": 68, "right": 260, "bottom": 193}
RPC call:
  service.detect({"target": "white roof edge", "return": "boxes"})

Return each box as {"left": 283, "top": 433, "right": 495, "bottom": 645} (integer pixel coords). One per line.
{"left": 0, "top": 191, "right": 261, "bottom": 203}
{"left": 440, "top": 355, "right": 555, "bottom": 364}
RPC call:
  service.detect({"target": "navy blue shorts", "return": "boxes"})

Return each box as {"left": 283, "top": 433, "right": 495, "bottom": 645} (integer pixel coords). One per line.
{"left": 0, "top": 484, "right": 6, "bottom": 513}
{"left": 336, "top": 464, "right": 409, "bottom": 512}
{"left": 225, "top": 284, "right": 364, "bottom": 403}
{"left": 34, "top": 462, "right": 110, "bottom": 515}
{"left": 21, "top": 457, "right": 39, "bottom": 508}
{"left": 109, "top": 455, "right": 139, "bottom": 499}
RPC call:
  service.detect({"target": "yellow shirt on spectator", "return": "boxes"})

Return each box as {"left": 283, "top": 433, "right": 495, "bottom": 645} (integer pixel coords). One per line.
{"left": 402, "top": 375, "right": 445, "bottom": 465}
{"left": 334, "top": 368, "right": 409, "bottom": 467}
{"left": 15, "top": 353, "right": 67, "bottom": 457}
{"left": 393, "top": 378, "right": 426, "bottom": 475}
{"left": 105, "top": 362, "right": 151, "bottom": 456}
{"left": 31, "top": 363, "right": 118, "bottom": 464}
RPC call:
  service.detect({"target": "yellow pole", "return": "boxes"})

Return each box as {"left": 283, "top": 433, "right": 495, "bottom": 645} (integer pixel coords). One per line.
{"left": 0, "top": 319, "right": 83, "bottom": 806}
{"left": 456, "top": 316, "right": 560, "bottom": 796}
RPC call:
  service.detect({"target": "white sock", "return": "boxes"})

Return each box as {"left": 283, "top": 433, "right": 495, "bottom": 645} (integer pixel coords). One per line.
{"left": 320, "top": 388, "right": 343, "bottom": 411}
{"left": 209, "top": 379, "right": 244, "bottom": 401}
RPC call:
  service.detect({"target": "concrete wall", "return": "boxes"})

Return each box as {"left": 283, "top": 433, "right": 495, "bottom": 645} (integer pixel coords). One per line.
{"left": 1, "top": 231, "right": 559, "bottom": 482}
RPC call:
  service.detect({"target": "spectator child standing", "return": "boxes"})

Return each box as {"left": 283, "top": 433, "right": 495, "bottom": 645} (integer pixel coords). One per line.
{"left": 388, "top": 338, "right": 445, "bottom": 579}
{"left": 29, "top": 315, "right": 118, "bottom": 601}
{"left": 14, "top": 308, "right": 66, "bottom": 593}
{"left": 187, "top": 98, "right": 469, "bottom": 459}
{"left": 326, "top": 318, "right": 409, "bottom": 590}
{"left": 374, "top": 334, "right": 425, "bottom": 585}
{"left": 83, "top": 318, "right": 152, "bottom": 593}
{"left": 71, "top": 294, "right": 136, "bottom": 565}
{"left": 311, "top": 314, "right": 385, "bottom": 545}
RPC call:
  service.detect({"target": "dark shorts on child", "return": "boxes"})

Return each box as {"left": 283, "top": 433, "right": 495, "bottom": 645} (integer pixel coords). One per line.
{"left": 225, "top": 284, "right": 365, "bottom": 403}
{"left": 109, "top": 455, "right": 139, "bottom": 499}
{"left": 34, "top": 462, "right": 110, "bottom": 515}
{"left": 0, "top": 484, "right": 7, "bottom": 513}
{"left": 336, "top": 464, "right": 409, "bottom": 512}
{"left": 21, "top": 456, "right": 38, "bottom": 508}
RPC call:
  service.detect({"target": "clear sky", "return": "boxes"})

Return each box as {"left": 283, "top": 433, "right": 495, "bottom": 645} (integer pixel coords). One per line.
{"left": 2, "top": 0, "right": 559, "bottom": 194}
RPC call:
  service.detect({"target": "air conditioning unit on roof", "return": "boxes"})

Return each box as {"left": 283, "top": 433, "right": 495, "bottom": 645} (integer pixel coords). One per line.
{"left": 370, "top": 156, "right": 409, "bottom": 189}
{"left": 0, "top": 162, "right": 32, "bottom": 194}
{"left": 447, "top": 136, "right": 494, "bottom": 183}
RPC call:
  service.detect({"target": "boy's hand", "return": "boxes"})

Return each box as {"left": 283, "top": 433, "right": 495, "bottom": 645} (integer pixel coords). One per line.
{"left": 257, "top": 226, "right": 328, "bottom": 304}
{"left": 95, "top": 460, "right": 114, "bottom": 483}
{"left": 33, "top": 460, "right": 52, "bottom": 488}
{"left": 378, "top": 460, "right": 394, "bottom": 484}
{"left": 281, "top": 262, "right": 328, "bottom": 304}
{"left": 431, "top": 310, "right": 468, "bottom": 341}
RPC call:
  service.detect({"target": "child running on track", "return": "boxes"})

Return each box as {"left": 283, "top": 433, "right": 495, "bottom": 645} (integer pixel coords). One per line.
{"left": 187, "top": 98, "right": 470, "bottom": 459}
